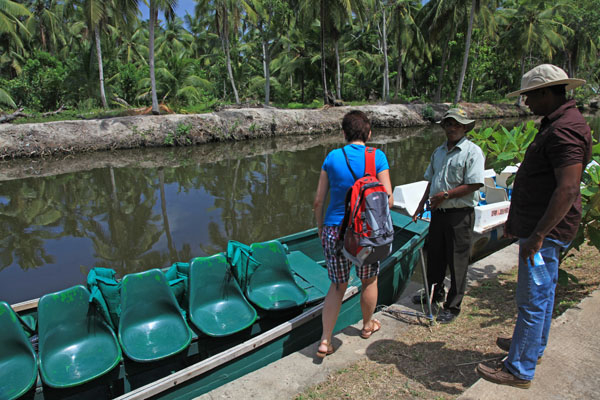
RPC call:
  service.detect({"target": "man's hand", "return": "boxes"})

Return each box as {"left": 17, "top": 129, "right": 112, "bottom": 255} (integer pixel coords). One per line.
{"left": 519, "top": 233, "right": 544, "bottom": 264}
{"left": 429, "top": 191, "right": 446, "bottom": 209}
{"left": 412, "top": 202, "right": 425, "bottom": 222}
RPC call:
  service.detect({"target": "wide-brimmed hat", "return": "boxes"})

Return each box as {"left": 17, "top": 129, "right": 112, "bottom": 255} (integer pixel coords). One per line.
{"left": 437, "top": 108, "right": 475, "bottom": 131}
{"left": 507, "top": 64, "right": 585, "bottom": 97}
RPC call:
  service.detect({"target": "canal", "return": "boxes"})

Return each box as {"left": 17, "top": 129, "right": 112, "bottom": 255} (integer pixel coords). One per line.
{"left": 1, "top": 113, "right": 596, "bottom": 304}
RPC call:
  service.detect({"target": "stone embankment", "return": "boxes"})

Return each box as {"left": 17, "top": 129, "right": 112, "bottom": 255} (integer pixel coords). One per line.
{"left": 0, "top": 102, "right": 529, "bottom": 160}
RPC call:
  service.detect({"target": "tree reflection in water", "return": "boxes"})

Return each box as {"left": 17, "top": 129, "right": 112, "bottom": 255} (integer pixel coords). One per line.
{"left": 0, "top": 126, "right": 445, "bottom": 303}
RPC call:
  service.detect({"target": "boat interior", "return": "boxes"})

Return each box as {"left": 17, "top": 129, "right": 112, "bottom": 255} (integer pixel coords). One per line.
{"left": 1, "top": 212, "right": 426, "bottom": 400}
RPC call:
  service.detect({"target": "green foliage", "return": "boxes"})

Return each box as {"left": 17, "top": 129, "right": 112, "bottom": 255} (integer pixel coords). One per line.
{"left": 115, "top": 63, "right": 145, "bottom": 105}
{"left": 422, "top": 105, "right": 434, "bottom": 122}
{"left": 8, "top": 52, "right": 68, "bottom": 111}
{"left": 165, "top": 123, "right": 192, "bottom": 146}
{"left": 568, "top": 142, "right": 600, "bottom": 254}
{"left": 469, "top": 121, "right": 538, "bottom": 174}
{"left": 471, "top": 122, "right": 600, "bottom": 284}
{"left": 2, "top": 0, "right": 600, "bottom": 113}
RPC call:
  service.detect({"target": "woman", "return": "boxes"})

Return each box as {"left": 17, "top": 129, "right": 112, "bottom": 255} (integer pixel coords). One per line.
{"left": 312, "top": 110, "right": 393, "bottom": 358}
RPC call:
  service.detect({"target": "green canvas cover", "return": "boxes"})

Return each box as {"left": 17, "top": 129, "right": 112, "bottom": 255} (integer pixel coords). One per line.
{"left": 247, "top": 240, "right": 309, "bottom": 311}
{"left": 37, "top": 285, "right": 121, "bottom": 388}
{"left": 226, "top": 240, "right": 261, "bottom": 292}
{"left": 188, "top": 254, "right": 257, "bottom": 337}
{"left": 0, "top": 301, "right": 38, "bottom": 400}
{"left": 87, "top": 267, "right": 121, "bottom": 330}
{"left": 119, "top": 269, "right": 192, "bottom": 362}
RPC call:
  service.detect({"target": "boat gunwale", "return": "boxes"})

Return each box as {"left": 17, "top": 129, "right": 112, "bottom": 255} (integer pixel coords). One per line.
{"left": 9, "top": 213, "right": 428, "bottom": 399}
{"left": 114, "top": 222, "right": 428, "bottom": 399}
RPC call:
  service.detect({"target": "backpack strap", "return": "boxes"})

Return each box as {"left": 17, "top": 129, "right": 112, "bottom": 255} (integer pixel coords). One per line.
{"left": 342, "top": 146, "right": 377, "bottom": 180}
{"left": 364, "top": 147, "right": 376, "bottom": 177}
{"left": 341, "top": 147, "right": 358, "bottom": 181}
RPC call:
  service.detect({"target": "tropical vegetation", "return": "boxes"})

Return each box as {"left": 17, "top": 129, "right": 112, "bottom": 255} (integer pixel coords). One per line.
{"left": 470, "top": 121, "right": 600, "bottom": 283}
{"left": 1, "top": 0, "right": 599, "bottom": 114}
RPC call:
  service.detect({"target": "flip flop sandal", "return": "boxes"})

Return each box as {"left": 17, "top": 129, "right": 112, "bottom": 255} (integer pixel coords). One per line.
{"left": 316, "top": 339, "right": 334, "bottom": 358}
{"left": 360, "top": 318, "right": 381, "bottom": 339}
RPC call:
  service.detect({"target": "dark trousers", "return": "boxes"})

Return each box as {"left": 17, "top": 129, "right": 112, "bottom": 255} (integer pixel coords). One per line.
{"left": 426, "top": 208, "right": 474, "bottom": 314}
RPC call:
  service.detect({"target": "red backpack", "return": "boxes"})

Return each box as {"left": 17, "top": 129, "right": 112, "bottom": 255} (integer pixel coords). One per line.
{"left": 338, "top": 147, "right": 394, "bottom": 267}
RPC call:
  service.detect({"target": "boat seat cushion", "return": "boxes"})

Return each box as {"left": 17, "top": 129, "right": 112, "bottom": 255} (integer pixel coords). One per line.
{"left": 87, "top": 267, "right": 121, "bottom": 330}
{"left": 188, "top": 254, "right": 257, "bottom": 337}
{"left": 37, "top": 285, "right": 121, "bottom": 388}
{"left": 119, "top": 269, "right": 191, "bottom": 362}
{"left": 164, "top": 262, "right": 190, "bottom": 308}
{"left": 247, "top": 240, "right": 309, "bottom": 311}
{"left": 0, "top": 301, "right": 38, "bottom": 400}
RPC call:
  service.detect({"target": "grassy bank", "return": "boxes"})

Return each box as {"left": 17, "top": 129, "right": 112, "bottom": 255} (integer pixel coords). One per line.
{"left": 295, "top": 242, "right": 599, "bottom": 400}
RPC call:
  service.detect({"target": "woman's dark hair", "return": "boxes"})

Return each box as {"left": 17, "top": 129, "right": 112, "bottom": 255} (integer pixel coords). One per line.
{"left": 342, "top": 110, "right": 371, "bottom": 143}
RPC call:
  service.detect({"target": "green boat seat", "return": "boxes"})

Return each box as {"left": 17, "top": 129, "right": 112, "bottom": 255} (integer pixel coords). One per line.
{"left": 37, "top": 285, "right": 121, "bottom": 388}
{"left": 247, "top": 240, "right": 309, "bottom": 311}
{"left": 0, "top": 301, "right": 38, "bottom": 400}
{"left": 188, "top": 254, "right": 257, "bottom": 337}
{"left": 119, "top": 269, "right": 191, "bottom": 362}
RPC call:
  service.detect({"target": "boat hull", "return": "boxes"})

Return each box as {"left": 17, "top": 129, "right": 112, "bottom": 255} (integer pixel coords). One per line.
{"left": 18, "top": 212, "right": 428, "bottom": 400}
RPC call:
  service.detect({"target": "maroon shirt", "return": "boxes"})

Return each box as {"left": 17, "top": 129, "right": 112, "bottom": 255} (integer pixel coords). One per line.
{"left": 506, "top": 100, "right": 592, "bottom": 242}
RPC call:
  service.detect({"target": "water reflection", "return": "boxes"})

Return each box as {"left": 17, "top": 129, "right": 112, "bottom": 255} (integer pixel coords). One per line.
{"left": 0, "top": 116, "right": 548, "bottom": 303}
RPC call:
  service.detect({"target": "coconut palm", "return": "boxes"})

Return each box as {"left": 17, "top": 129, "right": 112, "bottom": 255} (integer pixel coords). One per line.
{"left": 24, "top": 0, "right": 63, "bottom": 53}
{"left": 501, "top": 0, "right": 571, "bottom": 79}
{"left": 389, "top": 0, "right": 428, "bottom": 99}
{"left": 196, "top": 0, "right": 241, "bottom": 105}
{"left": 418, "top": 0, "right": 464, "bottom": 102}
{"left": 148, "top": 0, "right": 177, "bottom": 113}
{"left": 300, "top": 0, "right": 365, "bottom": 104}
{"left": 455, "top": 0, "right": 499, "bottom": 103}
{"left": 241, "top": 0, "right": 292, "bottom": 105}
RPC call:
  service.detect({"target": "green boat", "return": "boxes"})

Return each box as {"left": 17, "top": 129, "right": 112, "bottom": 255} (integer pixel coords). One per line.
{"left": 2, "top": 211, "right": 427, "bottom": 400}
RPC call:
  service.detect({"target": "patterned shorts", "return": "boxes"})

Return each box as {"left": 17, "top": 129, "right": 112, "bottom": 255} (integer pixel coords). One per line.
{"left": 321, "top": 225, "right": 379, "bottom": 284}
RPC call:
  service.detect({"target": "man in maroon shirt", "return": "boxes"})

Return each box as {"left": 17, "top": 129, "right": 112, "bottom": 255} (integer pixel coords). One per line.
{"left": 477, "top": 64, "right": 592, "bottom": 388}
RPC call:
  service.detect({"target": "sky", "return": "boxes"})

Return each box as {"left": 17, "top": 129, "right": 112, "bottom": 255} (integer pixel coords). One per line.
{"left": 139, "top": 0, "right": 197, "bottom": 24}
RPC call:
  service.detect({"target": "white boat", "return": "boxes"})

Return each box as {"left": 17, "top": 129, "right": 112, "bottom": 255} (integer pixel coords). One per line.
{"left": 392, "top": 167, "right": 516, "bottom": 261}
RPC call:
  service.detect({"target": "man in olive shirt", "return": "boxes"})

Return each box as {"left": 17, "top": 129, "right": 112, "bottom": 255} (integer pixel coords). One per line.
{"left": 412, "top": 108, "right": 485, "bottom": 324}
{"left": 477, "top": 64, "right": 592, "bottom": 388}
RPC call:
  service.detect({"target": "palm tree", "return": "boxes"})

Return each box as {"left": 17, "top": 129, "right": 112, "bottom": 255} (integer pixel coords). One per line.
{"left": 418, "top": 0, "right": 464, "bottom": 102}
{"left": 149, "top": 0, "right": 177, "bottom": 113}
{"left": 0, "top": 0, "right": 31, "bottom": 39}
{"left": 454, "top": 0, "right": 499, "bottom": 103}
{"left": 500, "top": 0, "right": 571, "bottom": 100}
{"left": 300, "top": 0, "right": 364, "bottom": 104}
{"left": 241, "top": 0, "right": 291, "bottom": 105}
{"left": 24, "top": 0, "right": 63, "bottom": 53}
{"left": 389, "top": 0, "right": 428, "bottom": 99}
{"left": 454, "top": 0, "right": 477, "bottom": 103}
{"left": 75, "top": 0, "right": 118, "bottom": 108}
{"left": 196, "top": 0, "right": 241, "bottom": 105}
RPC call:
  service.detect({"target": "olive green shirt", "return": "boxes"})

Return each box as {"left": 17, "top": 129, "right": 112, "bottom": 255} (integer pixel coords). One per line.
{"left": 424, "top": 136, "right": 485, "bottom": 208}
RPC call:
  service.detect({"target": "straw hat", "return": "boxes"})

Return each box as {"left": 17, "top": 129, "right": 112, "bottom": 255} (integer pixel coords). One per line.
{"left": 507, "top": 64, "right": 585, "bottom": 97}
{"left": 437, "top": 108, "right": 476, "bottom": 131}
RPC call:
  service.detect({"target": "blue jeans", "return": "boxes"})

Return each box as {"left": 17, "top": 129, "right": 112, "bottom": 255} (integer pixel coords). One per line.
{"left": 504, "top": 238, "right": 569, "bottom": 380}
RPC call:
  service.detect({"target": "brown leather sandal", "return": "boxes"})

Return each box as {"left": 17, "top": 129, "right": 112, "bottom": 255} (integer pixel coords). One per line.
{"left": 360, "top": 318, "right": 381, "bottom": 339}
{"left": 316, "top": 339, "right": 334, "bottom": 358}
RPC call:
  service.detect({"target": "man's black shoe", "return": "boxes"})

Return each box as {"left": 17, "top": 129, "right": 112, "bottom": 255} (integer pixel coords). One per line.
{"left": 411, "top": 292, "right": 444, "bottom": 305}
{"left": 496, "top": 337, "right": 511, "bottom": 352}
{"left": 496, "top": 337, "right": 543, "bottom": 364}
{"left": 436, "top": 309, "right": 458, "bottom": 324}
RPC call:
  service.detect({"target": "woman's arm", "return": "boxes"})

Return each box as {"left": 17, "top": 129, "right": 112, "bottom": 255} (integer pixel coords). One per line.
{"left": 313, "top": 170, "right": 329, "bottom": 239}
{"left": 376, "top": 169, "right": 394, "bottom": 209}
